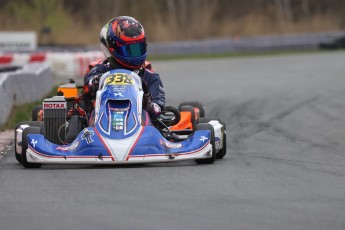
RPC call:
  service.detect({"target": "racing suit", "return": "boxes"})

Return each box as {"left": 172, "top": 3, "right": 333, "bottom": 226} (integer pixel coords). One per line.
{"left": 82, "top": 58, "right": 165, "bottom": 124}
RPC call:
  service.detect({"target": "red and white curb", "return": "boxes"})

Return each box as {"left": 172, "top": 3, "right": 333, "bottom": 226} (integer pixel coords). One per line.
{"left": 0, "top": 51, "right": 105, "bottom": 78}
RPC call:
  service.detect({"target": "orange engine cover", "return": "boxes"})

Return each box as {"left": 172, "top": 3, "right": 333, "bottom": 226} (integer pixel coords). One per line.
{"left": 170, "top": 111, "right": 194, "bottom": 130}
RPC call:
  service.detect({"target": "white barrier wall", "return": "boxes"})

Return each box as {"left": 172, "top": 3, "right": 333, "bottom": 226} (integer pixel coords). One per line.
{"left": 0, "top": 51, "right": 104, "bottom": 126}
{"left": 0, "top": 63, "right": 53, "bottom": 125}
{"left": 47, "top": 51, "right": 104, "bottom": 79}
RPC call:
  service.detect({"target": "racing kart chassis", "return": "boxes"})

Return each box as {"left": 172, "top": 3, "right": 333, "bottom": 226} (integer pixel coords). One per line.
{"left": 15, "top": 70, "right": 226, "bottom": 168}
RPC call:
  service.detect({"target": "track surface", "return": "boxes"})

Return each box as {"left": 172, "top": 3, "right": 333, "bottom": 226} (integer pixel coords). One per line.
{"left": 1, "top": 52, "right": 345, "bottom": 230}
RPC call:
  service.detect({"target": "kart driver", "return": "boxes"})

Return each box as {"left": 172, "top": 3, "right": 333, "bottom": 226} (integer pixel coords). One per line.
{"left": 80, "top": 16, "right": 165, "bottom": 125}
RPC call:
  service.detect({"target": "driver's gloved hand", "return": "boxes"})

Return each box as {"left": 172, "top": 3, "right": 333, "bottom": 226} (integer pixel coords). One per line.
{"left": 147, "top": 102, "right": 162, "bottom": 119}
{"left": 142, "top": 93, "right": 161, "bottom": 119}
{"left": 88, "top": 74, "right": 101, "bottom": 95}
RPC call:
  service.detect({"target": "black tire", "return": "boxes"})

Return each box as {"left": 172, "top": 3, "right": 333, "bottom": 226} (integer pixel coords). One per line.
{"left": 161, "top": 106, "right": 181, "bottom": 126}
{"left": 65, "top": 115, "right": 82, "bottom": 143}
{"left": 14, "top": 121, "right": 44, "bottom": 163}
{"left": 32, "top": 105, "right": 43, "bottom": 121}
{"left": 21, "top": 127, "right": 42, "bottom": 168}
{"left": 179, "top": 105, "right": 196, "bottom": 128}
{"left": 179, "top": 101, "right": 205, "bottom": 117}
{"left": 194, "top": 123, "right": 216, "bottom": 164}
{"left": 198, "top": 117, "right": 227, "bottom": 159}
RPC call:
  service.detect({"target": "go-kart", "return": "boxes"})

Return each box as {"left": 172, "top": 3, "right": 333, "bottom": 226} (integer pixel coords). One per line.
{"left": 15, "top": 69, "right": 226, "bottom": 168}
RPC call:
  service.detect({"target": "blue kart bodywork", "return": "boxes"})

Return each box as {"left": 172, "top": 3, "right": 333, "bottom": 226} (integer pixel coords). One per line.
{"left": 27, "top": 127, "right": 211, "bottom": 163}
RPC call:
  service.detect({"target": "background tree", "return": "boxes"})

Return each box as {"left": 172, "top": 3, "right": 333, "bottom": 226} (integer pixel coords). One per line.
{"left": 0, "top": 0, "right": 344, "bottom": 44}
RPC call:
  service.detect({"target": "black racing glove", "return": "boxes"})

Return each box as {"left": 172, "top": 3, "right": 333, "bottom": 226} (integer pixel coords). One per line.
{"left": 85, "top": 74, "right": 102, "bottom": 99}
{"left": 90, "top": 74, "right": 101, "bottom": 92}
{"left": 142, "top": 93, "right": 161, "bottom": 119}
{"left": 147, "top": 102, "right": 162, "bottom": 119}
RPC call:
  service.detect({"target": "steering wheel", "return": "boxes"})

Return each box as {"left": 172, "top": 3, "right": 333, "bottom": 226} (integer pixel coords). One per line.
{"left": 158, "top": 106, "right": 181, "bottom": 126}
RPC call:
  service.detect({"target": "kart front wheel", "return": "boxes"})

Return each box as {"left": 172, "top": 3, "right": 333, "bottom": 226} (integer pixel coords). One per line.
{"left": 21, "top": 127, "right": 42, "bottom": 168}
{"left": 198, "top": 117, "right": 227, "bottom": 159}
{"left": 195, "top": 123, "right": 216, "bottom": 164}
{"left": 14, "top": 121, "right": 43, "bottom": 164}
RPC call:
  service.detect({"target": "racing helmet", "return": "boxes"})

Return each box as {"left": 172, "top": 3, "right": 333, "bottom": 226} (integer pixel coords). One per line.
{"left": 99, "top": 16, "right": 147, "bottom": 69}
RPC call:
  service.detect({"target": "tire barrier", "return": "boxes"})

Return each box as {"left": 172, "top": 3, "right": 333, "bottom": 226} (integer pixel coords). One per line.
{"left": 0, "top": 63, "right": 53, "bottom": 125}
{"left": 0, "top": 51, "right": 104, "bottom": 79}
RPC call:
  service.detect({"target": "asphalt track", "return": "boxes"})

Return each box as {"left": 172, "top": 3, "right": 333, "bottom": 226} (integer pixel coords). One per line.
{"left": 1, "top": 51, "right": 345, "bottom": 230}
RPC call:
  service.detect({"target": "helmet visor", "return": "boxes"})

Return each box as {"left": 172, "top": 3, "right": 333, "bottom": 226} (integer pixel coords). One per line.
{"left": 114, "top": 41, "right": 147, "bottom": 58}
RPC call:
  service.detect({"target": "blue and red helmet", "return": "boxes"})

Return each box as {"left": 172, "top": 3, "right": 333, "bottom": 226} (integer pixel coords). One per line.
{"left": 100, "top": 16, "right": 147, "bottom": 69}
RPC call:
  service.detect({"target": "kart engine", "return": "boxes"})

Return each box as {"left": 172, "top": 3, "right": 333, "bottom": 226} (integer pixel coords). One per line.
{"left": 43, "top": 96, "right": 67, "bottom": 144}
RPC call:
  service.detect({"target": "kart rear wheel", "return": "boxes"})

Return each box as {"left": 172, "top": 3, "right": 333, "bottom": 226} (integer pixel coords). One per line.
{"left": 21, "top": 126, "right": 42, "bottom": 168}
{"left": 14, "top": 121, "right": 44, "bottom": 163}
{"left": 32, "top": 105, "right": 43, "bottom": 121}
{"left": 195, "top": 123, "right": 216, "bottom": 164}
{"left": 198, "top": 117, "right": 227, "bottom": 159}
{"left": 179, "top": 101, "right": 205, "bottom": 117}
